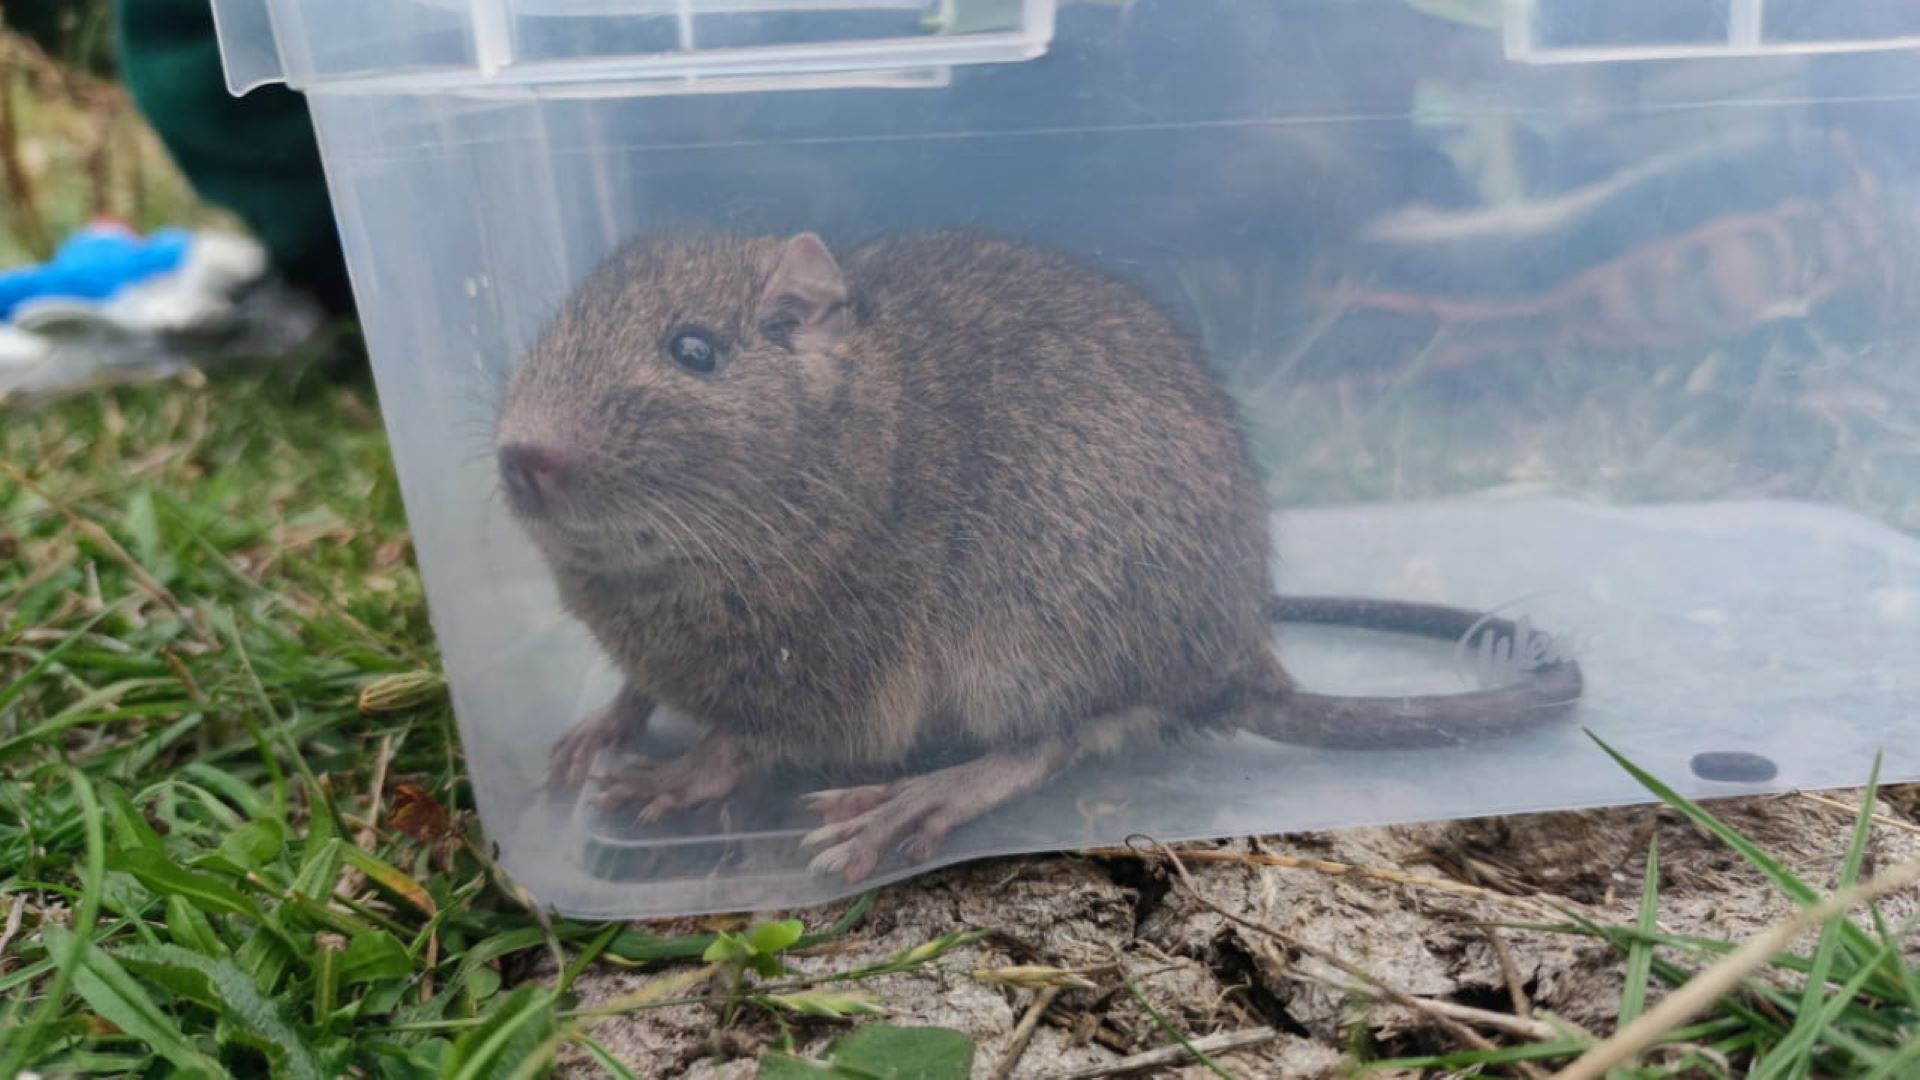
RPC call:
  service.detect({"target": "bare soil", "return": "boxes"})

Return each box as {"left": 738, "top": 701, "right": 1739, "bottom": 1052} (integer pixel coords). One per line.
{"left": 559, "top": 786, "right": 1920, "bottom": 1078}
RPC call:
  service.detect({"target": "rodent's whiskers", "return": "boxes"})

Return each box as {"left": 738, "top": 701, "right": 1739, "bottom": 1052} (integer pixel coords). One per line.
{"left": 647, "top": 496, "right": 753, "bottom": 611}
{"left": 667, "top": 478, "right": 872, "bottom": 695}
{"left": 646, "top": 472, "right": 861, "bottom": 639}
{"left": 787, "top": 465, "right": 864, "bottom": 515}
{"left": 670, "top": 496, "right": 775, "bottom": 587}
{"left": 462, "top": 365, "right": 508, "bottom": 420}
{"left": 701, "top": 471, "right": 863, "bottom": 604}
{"left": 453, "top": 399, "right": 507, "bottom": 470}
{"left": 653, "top": 476, "right": 816, "bottom": 600}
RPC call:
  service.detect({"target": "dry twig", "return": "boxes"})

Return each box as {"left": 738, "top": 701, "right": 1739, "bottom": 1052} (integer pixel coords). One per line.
{"left": 1281, "top": 970, "right": 1572, "bottom": 1043}
{"left": 1043, "top": 1026, "right": 1279, "bottom": 1080}
{"left": 0, "top": 895, "right": 27, "bottom": 968}
{"left": 991, "top": 986, "right": 1062, "bottom": 1080}
{"left": 1486, "top": 927, "right": 1534, "bottom": 1019}
{"left": 1796, "top": 791, "right": 1920, "bottom": 837}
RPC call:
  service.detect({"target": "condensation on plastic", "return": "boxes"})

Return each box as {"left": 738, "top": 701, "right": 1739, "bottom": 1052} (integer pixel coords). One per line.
{"left": 212, "top": 0, "right": 1920, "bottom": 917}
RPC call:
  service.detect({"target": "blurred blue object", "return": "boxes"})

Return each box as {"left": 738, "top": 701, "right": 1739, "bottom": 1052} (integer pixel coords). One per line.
{"left": 0, "top": 223, "right": 193, "bottom": 321}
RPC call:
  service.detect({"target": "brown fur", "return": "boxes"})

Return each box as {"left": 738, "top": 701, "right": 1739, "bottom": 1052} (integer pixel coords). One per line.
{"left": 496, "top": 231, "right": 1578, "bottom": 883}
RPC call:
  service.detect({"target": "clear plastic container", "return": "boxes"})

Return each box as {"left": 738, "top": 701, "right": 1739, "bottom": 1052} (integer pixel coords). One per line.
{"left": 214, "top": 0, "right": 1920, "bottom": 918}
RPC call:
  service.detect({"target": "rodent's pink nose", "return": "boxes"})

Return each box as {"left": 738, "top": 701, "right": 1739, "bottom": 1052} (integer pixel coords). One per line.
{"left": 499, "top": 443, "right": 571, "bottom": 514}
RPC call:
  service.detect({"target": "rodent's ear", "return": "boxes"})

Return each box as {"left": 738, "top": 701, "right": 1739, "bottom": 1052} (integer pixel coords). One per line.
{"left": 757, "top": 233, "right": 850, "bottom": 353}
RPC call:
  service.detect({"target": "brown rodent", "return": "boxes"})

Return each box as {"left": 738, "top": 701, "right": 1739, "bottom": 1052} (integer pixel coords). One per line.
{"left": 494, "top": 230, "right": 1582, "bottom": 884}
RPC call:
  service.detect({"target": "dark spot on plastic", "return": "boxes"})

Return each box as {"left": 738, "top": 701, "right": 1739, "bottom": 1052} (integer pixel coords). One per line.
{"left": 1689, "top": 751, "right": 1778, "bottom": 783}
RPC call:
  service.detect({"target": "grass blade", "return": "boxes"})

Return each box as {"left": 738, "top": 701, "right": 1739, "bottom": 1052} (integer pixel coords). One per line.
{"left": 445, "top": 985, "right": 558, "bottom": 1080}
{"left": 0, "top": 769, "right": 107, "bottom": 1076}
{"left": 1759, "top": 934, "right": 1901, "bottom": 1076}
{"left": 0, "top": 677, "right": 177, "bottom": 766}
{"left": 1618, "top": 834, "right": 1659, "bottom": 1028}
{"left": 558, "top": 923, "right": 623, "bottom": 995}
{"left": 1754, "top": 754, "right": 1882, "bottom": 1080}
{"left": 339, "top": 843, "right": 437, "bottom": 917}
{"left": 97, "top": 781, "right": 166, "bottom": 853}
{"left": 116, "top": 849, "right": 279, "bottom": 933}
{"left": 40, "top": 923, "right": 231, "bottom": 1078}
{"left": 578, "top": 1035, "right": 642, "bottom": 1080}
{"left": 1123, "top": 974, "right": 1234, "bottom": 1079}
{"left": 115, "top": 942, "right": 329, "bottom": 1080}
{"left": 1364, "top": 1038, "right": 1595, "bottom": 1071}
{"left": 165, "top": 895, "right": 228, "bottom": 956}
{"left": 1868, "top": 908, "right": 1920, "bottom": 1013}
{"left": 292, "top": 836, "right": 346, "bottom": 900}
{"left": 1860, "top": 1028, "right": 1920, "bottom": 1080}
{"left": 1586, "top": 732, "right": 1878, "bottom": 960}
{"left": 339, "top": 929, "right": 413, "bottom": 985}
{"left": 436, "top": 926, "right": 549, "bottom": 1007}
{"left": 0, "top": 605, "right": 117, "bottom": 714}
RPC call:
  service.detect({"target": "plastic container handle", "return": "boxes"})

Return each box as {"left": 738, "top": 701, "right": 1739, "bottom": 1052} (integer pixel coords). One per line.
{"left": 208, "top": 0, "right": 287, "bottom": 95}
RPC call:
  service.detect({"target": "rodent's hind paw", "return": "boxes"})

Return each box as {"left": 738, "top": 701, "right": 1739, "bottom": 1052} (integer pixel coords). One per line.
{"left": 799, "top": 738, "right": 1076, "bottom": 885}
{"left": 798, "top": 778, "right": 968, "bottom": 885}
{"left": 799, "top": 784, "right": 896, "bottom": 825}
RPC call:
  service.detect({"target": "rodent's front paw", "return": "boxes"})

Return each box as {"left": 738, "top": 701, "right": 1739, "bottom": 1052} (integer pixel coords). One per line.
{"left": 547, "top": 722, "right": 615, "bottom": 791}
{"left": 592, "top": 755, "right": 743, "bottom": 823}
{"left": 545, "top": 686, "right": 656, "bottom": 792}
{"left": 589, "top": 729, "right": 752, "bottom": 824}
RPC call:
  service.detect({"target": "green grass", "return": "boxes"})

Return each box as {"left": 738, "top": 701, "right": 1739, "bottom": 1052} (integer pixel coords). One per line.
{"left": 0, "top": 360, "right": 1010, "bottom": 1076}
{"left": 0, "top": 362, "right": 527, "bottom": 1076}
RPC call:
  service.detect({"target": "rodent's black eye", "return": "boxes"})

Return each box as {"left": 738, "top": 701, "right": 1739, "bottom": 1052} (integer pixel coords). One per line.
{"left": 664, "top": 328, "right": 722, "bottom": 375}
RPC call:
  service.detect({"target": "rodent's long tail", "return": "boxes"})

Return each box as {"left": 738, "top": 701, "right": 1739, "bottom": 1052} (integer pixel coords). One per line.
{"left": 1241, "top": 594, "right": 1585, "bottom": 750}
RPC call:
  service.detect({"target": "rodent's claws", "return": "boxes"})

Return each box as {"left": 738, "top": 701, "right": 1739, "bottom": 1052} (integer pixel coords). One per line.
{"left": 545, "top": 688, "right": 657, "bottom": 794}
{"left": 586, "top": 733, "right": 749, "bottom": 824}
{"left": 800, "top": 817, "right": 886, "bottom": 884}
{"left": 799, "top": 740, "right": 1077, "bottom": 884}
{"left": 799, "top": 784, "right": 896, "bottom": 825}
{"left": 637, "top": 795, "right": 684, "bottom": 823}
{"left": 798, "top": 782, "right": 952, "bottom": 885}
{"left": 586, "top": 758, "right": 674, "bottom": 811}
{"left": 545, "top": 730, "right": 602, "bottom": 792}
{"left": 799, "top": 815, "right": 862, "bottom": 852}
{"left": 897, "top": 830, "right": 943, "bottom": 866}
{"left": 804, "top": 837, "right": 866, "bottom": 883}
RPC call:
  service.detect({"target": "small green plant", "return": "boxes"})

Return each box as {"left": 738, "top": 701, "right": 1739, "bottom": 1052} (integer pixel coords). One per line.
{"left": 706, "top": 918, "right": 807, "bottom": 981}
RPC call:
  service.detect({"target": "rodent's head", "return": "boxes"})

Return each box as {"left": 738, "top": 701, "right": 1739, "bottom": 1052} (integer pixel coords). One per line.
{"left": 495, "top": 233, "right": 856, "bottom": 574}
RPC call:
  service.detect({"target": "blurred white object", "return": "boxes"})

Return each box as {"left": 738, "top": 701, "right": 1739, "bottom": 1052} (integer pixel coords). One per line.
{"left": 1, "top": 229, "right": 322, "bottom": 404}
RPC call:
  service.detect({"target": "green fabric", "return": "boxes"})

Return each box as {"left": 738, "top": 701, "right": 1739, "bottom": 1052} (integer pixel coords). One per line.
{"left": 111, "top": 0, "right": 354, "bottom": 316}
